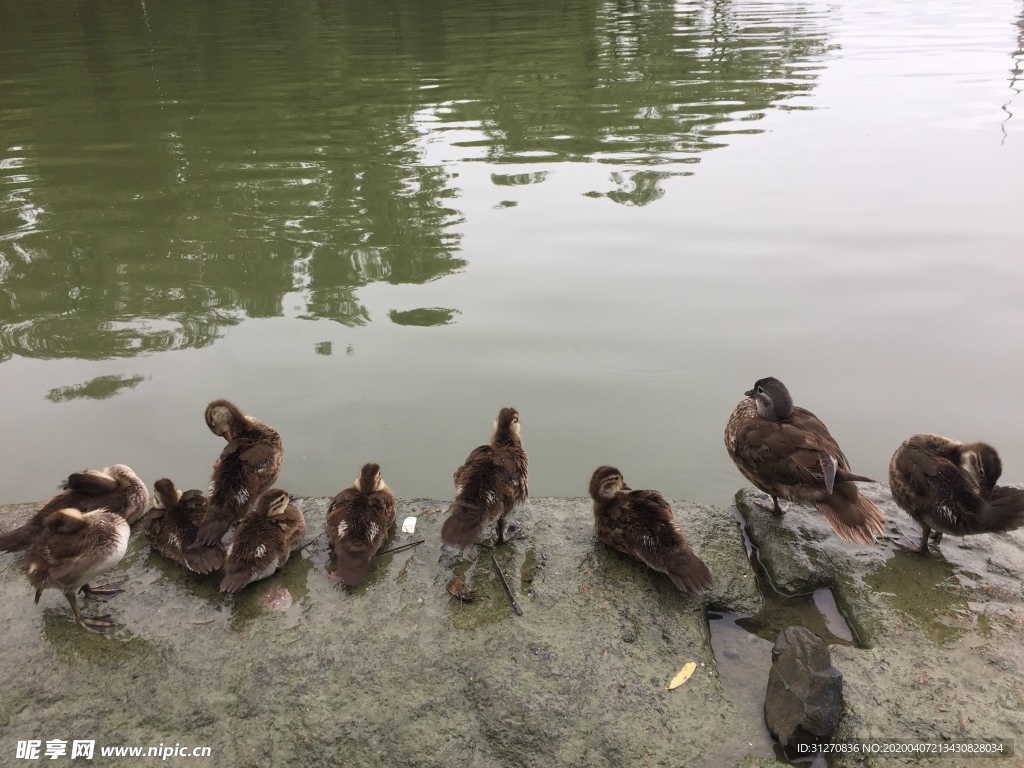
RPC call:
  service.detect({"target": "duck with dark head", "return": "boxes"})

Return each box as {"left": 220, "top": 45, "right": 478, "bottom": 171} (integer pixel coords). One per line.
{"left": 724, "top": 377, "right": 886, "bottom": 545}
{"left": 198, "top": 399, "right": 284, "bottom": 546}
{"left": 219, "top": 488, "right": 305, "bottom": 593}
{"left": 589, "top": 466, "right": 713, "bottom": 593}
{"left": 23, "top": 507, "right": 130, "bottom": 633}
{"left": 889, "top": 434, "right": 1024, "bottom": 555}
{"left": 326, "top": 463, "right": 397, "bottom": 586}
{"left": 143, "top": 479, "right": 224, "bottom": 575}
{"left": 0, "top": 464, "right": 147, "bottom": 554}
{"left": 441, "top": 407, "right": 529, "bottom": 549}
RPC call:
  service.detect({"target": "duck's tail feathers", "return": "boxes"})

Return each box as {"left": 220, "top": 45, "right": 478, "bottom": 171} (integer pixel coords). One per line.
{"left": 975, "top": 486, "right": 1024, "bottom": 534}
{"left": 835, "top": 469, "right": 874, "bottom": 483}
{"left": 440, "top": 504, "right": 486, "bottom": 550}
{"left": 218, "top": 571, "right": 251, "bottom": 593}
{"left": 815, "top": 482, "right": 887, "bottom": 545}
{"left": 332, "top": 539, "right": 374, "bottom": 586}
{"left": 665, "top": 552, "right": 714, "bottom": 593}
{"left": 0, "top": 524, "right": 33, "bottom": 553}
{"left": 182, "top": 545, "right": 225, "bottom": 575}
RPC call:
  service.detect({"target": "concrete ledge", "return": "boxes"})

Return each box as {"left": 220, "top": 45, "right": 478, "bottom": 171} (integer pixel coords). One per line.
{"left": 0, "top": 497, "right": 766, "bottom": 767}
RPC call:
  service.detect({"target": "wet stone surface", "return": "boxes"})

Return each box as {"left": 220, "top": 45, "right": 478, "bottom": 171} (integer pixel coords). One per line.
{"left": 1, "top": 497, "right": 766, "bottom": 768}
{"left": 737, "top": 483, "right": 1024, "bottom": 767}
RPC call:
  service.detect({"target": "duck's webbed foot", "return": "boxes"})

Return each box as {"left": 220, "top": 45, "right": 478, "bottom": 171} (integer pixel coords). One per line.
{"left": 80, "top": 579, "right": 127, "bottom": 602}
{"left": 494, "top": 518, "right": 526, "bottom": 545}
{"left": 65, "top": 592, "right": 117, "bottom": 634}
{"left": 755, "top": 495, "right": 789, "bottom": 516}
{"left": 892, "top": 530, "right": 931, "bottom": 555}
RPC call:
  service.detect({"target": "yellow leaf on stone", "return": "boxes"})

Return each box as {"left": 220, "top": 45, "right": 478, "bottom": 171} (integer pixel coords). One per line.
{"left": 667, "top": 661, "right": 697, "bottom": 690}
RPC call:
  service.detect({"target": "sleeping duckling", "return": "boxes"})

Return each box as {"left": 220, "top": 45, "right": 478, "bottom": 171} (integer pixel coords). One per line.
{"left": 0, "top": 464, "right": 147, "bottom": 553}
{"left": 724, "top": 377, "right": 886, "bottom": 544}
{"left": 589, "top": 466, "right": 713, "bottom": 593}
{"left": 143, "top": 479, "right": 225, "bottom": 575}
{"left": 198, "top": 399, "right": 284, "bottom": 545}
{"left": 219, "top": 488, "right": 305, "bottom": 593}
{"left": 889, "top": 434, "right": 1024, "bottom": 555}
{"left": 23, "top": 508, "right": 130, "bottom": 634}
{"left": 326, "top": 463, "right": 397, "bottom": 586}
{"left": 441, "top": 407, "right": 529, "bottom": 549}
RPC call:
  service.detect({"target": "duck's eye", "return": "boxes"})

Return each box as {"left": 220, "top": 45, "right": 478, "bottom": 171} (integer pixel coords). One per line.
{"left": 756, "top": 386, "right": 765, "bottom": 396}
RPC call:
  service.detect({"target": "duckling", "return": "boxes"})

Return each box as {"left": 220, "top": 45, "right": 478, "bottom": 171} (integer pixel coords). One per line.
{"left": 724, "top": 377, "right": 886, "bottom": 544}
{"left": 142, "top": 479, "right": 224, "bottom": 575}
{"left": 441, "top": 407, "right": 529, "bottom": 549}
{"left": 889, "top": 434, "right": 1024, "bottom": 555}
{"left": 589, "top": 466, "right": 713, "bottom": 593}
{"left": 23, "top": 508, "right": 130, "bottom": 634}
{"left": 219, "top": 488, "right": 305, "bottom": 593}
{"left": 326, "top": 463, "right": 397, "bottom": 586}
{"left": 198, "top": 399, "right": 284, "bottom": 545}
{"left": 0, "top": 464, "right": 147, "bottom": 553}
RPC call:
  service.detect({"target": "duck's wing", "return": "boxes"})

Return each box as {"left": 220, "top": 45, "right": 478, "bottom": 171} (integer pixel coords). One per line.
{"left": 599, "top": 491, "right": 713, "bottom": 592}
{"left": 279, "top": 508, "right": 307, "bottom": 554}
{"left": 369, "top": 490, "right": 398, "bottom": 531}
{"left": 454, "top": 445, "right": 491, "bottom": 486}
{"left": 734, "top": 417, "right": 832, "bottom": 489}
{"left": 239, "top": 442, "right": 279, "bottom": 470}
{"left": 64, "top": 470, "right": 118, "bottom": 495}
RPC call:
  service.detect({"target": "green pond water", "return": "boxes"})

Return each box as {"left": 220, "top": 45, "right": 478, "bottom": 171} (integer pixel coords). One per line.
{"left": 1, "top": 0, "right": 1023, "bottom": 509}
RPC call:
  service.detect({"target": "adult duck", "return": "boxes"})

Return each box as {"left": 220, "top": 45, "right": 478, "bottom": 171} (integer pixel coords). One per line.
{"left": 724, "top": 377, "right": 885, "bottom": 544}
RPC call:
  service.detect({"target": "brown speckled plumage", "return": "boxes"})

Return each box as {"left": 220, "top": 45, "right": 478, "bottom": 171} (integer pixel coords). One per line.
{"left": 0, "top": 464, "right": 147, "bottom": 553}
{"left": 198, "top": 399, "right": 284, "bottom": 546}
{"left": 589, "top": 466, "right": 712, "bottom": 593}
{"left": 23, "top": 508, "right": 130, "bottom": 633}
{"left": 889, "top": 434, "right": 1024, "bottom": 555}
{"left": 326, "top": 463, "right": 397, "bottom": 586}
{"left": 143, "top": 479, "right": 225, "bottom": 574}
{"left": 220, "top": 489, "right": 305, "bottom": 593}
{"left": 441, "top": 407, "right": 528, "bottom": 549}
{"left": 724, "top": 377, "right": 885, "bottom": 545}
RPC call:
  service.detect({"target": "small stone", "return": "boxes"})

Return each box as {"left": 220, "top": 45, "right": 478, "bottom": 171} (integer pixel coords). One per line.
{"left": 622, "top": 631, "right": 636, "bottom": 643}
{"left": 764, "top": 626, "right": 843, "bottom": 750}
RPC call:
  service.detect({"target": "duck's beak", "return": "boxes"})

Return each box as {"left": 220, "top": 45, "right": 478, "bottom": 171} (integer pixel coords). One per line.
{"left": 224, "top": 430, "right": 234, "bottom": 442}
{"left": 289, "top": 494, "right": 299, "bottom": 503}
{"left": 744, "top": 389, "right": 754, "bottom": 398}
{"left": 621, "top": 482, "right": 632, "bottom": 491}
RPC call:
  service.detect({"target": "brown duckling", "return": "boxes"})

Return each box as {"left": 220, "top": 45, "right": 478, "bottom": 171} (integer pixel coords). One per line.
{"left": 889, "top": 434, "right": 1024, "bottom": 555}
{"left": 724, "top": 377, "right": 886, "bottom": 544}
{"left": 23, "top": 508, "right": 130, "bottom": 634}
{"left": 142, "top": 479, "right": 225, "bottom": 575}
{"left": 219, "top": 488, "right": 305, "bottom": 593}
{"left": 198, "top": 399, "right": 284, "bottom": 545}
{"left": 589, "top": 466, "right": 713, "bottom": 593}
{"left": 441, "top": 407, "right": 529, "bottom": 549}
{"left": 0, "top": 464, "right": 148, "bottom": 553}
{"left": 326, "top": 463, "right": 397, "bottom": 586}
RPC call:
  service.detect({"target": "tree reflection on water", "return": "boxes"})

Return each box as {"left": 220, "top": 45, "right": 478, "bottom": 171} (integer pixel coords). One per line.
{"left": 0, "top": 0, "right": 832, "bottom": 361}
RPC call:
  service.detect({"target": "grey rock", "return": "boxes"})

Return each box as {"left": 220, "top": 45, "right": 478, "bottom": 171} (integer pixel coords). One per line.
{"left": 737, "top": 482, "right": 1024, "bottom": 767}
{"left": 763, "top": 626, "right": 842, "bottom": 748}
